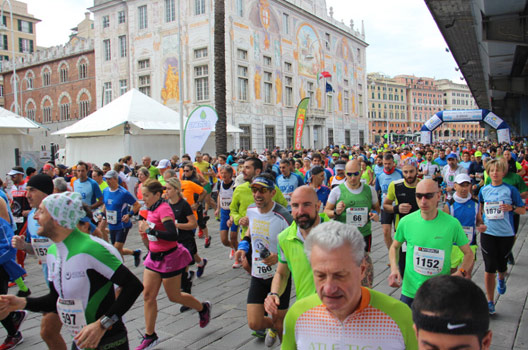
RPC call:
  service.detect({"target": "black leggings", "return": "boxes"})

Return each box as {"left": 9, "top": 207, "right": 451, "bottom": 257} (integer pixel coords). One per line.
{"left": 480, "top": 233, "right": 515, "bottom": 273}
{"left": 0, "top": 266, "right": 17, "bottom": 335}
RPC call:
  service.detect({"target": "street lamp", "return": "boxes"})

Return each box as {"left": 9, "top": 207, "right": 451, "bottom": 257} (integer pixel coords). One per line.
{"left": 0, "top": 0, "right": 18, "bottom": 114}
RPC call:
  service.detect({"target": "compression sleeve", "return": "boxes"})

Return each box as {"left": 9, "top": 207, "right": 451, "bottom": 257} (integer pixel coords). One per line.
{"left": 25, "top": 282, "right": 59, "bottom": 313}
{"left": 153, "top": 219, "right": 179, "bottom": 241}
{"left": 106, "top": 264, "right": 144, "bottom": 318}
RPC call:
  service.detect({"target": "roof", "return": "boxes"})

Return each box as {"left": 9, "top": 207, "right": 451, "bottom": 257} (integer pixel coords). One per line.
{"left": 0, "top": 107, "right": 40, "bottom": 129}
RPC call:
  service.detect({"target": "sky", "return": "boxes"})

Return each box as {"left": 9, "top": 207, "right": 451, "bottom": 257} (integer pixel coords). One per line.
{"left": 23, "top": 0, "right": 462, "bottom": 82}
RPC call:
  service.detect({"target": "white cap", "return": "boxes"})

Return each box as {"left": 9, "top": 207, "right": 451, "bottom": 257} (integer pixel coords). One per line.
{"left": 6, "top": 169, "right": 24, "bottom": 176}
{"left": 454, "top": 173, "right": 471, "bottom": 184}
{"left": 157, "top": 159, "right": 171, "bottom": 169}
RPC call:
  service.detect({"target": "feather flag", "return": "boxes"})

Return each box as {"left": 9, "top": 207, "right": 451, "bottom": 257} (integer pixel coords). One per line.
{"left": 318, "top": 71, "right": 332, "bottom": 80}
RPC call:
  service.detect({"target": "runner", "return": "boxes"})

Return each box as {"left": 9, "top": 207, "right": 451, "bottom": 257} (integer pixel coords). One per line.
{"left": 73, "top": 161, "right": 104, "bottom": 210}
{"left": 276, "top": 159, "right": 304, "bottom": 212}
{"left": 441, "top": 154, "right": 467, "bottom": 200}
{"left": 418, "top": 149, "right": 441, "bottom": 181}
{"left": 0, "top": 191, "right": 144, "bottom": 350}
{"left": 182, "top": 163, "right": 211, "bottom": 247}
{"left": 308, "top": 166, "right": 331, "bottom": 209}
{"left": 234, "top": 174, "right": 293, "bottom": 346}
{"left": 328, "top": 160, "right": 347, "bottom": 189}
{"left": 282, "top": 220, "right": 417, "bottom": 350}
{"left": 136, "top": 180, "right": 211, "bottom": 349}
{"left": 215, "top": 165, "right": 240, "bottom": 267}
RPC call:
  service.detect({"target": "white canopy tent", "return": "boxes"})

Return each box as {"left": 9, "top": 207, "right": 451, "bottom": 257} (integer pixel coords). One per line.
{"left": 0, "top": 108, "right": 40, "bottom": 176}
{"left": 53, "top": 89, "right": 242, "bottom": 166}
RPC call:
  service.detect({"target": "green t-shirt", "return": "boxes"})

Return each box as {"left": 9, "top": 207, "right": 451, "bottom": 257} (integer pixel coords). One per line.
{"left": 98, "top": 180, "right": 108, "bottom": 193}
{"left": 148, "top": 165, "right": 160, "bottom": 179}
{"left": 395, "top": 210, "right": 468, "bottom": 298}
{"left": 282, "top": 288, "right": 418, "bottom": 350}
{"left": 484, "top": 171, "right": 528, "bottom": 193}
{"left": 334, "top": 183, "right": 373, "bottom": 237}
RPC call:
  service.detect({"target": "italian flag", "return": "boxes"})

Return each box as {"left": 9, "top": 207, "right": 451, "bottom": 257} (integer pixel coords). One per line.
{"left": 318, "top": 71, "right": 332, "bottom": 80}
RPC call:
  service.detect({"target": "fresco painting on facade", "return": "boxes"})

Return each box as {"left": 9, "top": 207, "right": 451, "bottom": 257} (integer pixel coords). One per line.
{"left": 275, "top": 70, "right": 282, "bottom": 104}
{"left": 296, "top": 23, "right": 322, "bottom": 78}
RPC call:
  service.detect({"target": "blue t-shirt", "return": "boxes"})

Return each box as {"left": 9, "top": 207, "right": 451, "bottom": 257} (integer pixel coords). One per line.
{"left": 276, "top": 173, "right": 304, "bottom": 211}
{"left": 103, "top": 186, "right": 137, "bottom": 230}
{"left": 435, "top": 156, "right": 447, "bottom": 167}
{"left": 478, "top": 183, "right": 524, "bottom": 237}
{"left": 316, "top": 186, "right": 331, "bottom": 207}
{"left": 373, "top": 164, "right": 384, "bottom": 177}
{"left": 447, "top": 198, "right": 479, "bottom": 245}
{"left": 26, "top": 209, "right": 50, "bottom": 282}
{"left": 375, "top": 169, "right": 403, "bottom": 203}
{"left": 460, "top": 161, "right": 472, "bottom": 170}
{"left": 0, "top": 189, "right": 16, "bottom": 231}
{"left": 305, "top": 168, "right": 333, "bottom": 186}
{"left": 74, "top": 178, "right": 103, "bottom": 206}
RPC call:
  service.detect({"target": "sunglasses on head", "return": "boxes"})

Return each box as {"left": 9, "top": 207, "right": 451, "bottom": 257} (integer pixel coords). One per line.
{"left": 415, "top": 192, "right": 437, "bottom": 199}
{"left": 346, "top": 171, "right": 361, "bottom": 177}
{"left": 251, "top": 187, "right": 270, "bottom": 194}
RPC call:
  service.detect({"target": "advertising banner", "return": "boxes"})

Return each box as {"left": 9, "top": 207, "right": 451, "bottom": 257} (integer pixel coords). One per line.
{"left": 183, "top": 105, "right": 218, "bottom": 160}
{"left": 293, "top": 98, "right": 309, "bottom": 150}
{"left": 442, "top": 110, "right": 482, "bottom": 122}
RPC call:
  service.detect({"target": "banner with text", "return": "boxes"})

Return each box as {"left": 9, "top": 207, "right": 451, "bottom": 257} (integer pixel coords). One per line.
{"left": 184, "top": 105, "right": 218, "bottom": 160}
{"left": 293, "top": 98, "right": 309, "bottom": 150}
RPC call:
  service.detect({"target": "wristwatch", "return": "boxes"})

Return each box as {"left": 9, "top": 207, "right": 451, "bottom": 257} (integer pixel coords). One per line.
{"left": 512, "top": 205, "right": 517, "bottom": 211}
{"left": 100, "top": 315, "right": 119, "bottom": 330}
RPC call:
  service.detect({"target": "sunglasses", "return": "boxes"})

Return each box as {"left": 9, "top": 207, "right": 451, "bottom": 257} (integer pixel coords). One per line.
{"left": 415, "top": 192, "right": 437, "bottom": 199}
{"left": 251, "top": 187, "right": 271, "bottom": 194}
{"left": 346, "top": 171, "right": 361, "bottom": 177}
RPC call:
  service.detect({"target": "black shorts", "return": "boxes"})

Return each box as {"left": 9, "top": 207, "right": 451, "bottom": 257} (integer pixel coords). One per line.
{"left": 381, "top": 210, "right": 394, "bottom": 225}
{"left": 480, "top": 233, "right": 515, "bottom": 273}
{"left": 247, "top": 275, "right": 292, "bottom": 310}
{"left": 110, "top": 228, "right": 130, "bottom": 244}
{"left": 145, "top": 265, "right": 186, "bottom": 279}
{"left": 197, "top": 205, "right": 208, "bottom": 229}
{"left": 180, "top": 236, "right": 197, "bottom": 265}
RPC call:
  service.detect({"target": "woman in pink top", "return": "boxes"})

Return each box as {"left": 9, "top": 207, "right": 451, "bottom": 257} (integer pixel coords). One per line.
{"left": 136, "top": 180, "right": 211, "bottom": 349}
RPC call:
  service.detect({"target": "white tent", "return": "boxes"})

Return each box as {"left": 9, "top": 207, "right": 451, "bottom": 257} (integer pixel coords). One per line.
{"left": 53, "top": 89, "right": 242, "bottom": 166}
{"left": 0, "top": 108, "right": 40, "bottom": 176}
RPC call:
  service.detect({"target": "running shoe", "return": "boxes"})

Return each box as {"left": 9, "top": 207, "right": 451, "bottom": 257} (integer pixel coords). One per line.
{"left": 11, "top": 311, "right": 27, "bottom": 334}
{"left": 135, "top": 333, "right": 159, "bottom": 350}
{"left": 198, "top": 229, "right": 204, "bottom": 239}
{"left": 204, "top": 237, "right": 211, "bottom": 248}
{"left": 16, "top": 289, "right": 31, "bottom": 298}
{"left": 196, "top": 258, "right": 208, "bottom": 278}
{"left": 232, "top": 260, "right": 242, "bottom": 269}
{"left": 133, "top": 249, "right": 142, "bottom": 267}
{"left": 488, "top": 301, "right": 496, "bottom": 315}
{"left": 199, "top": 301, "right": 212, "bottom": 328}
{"left": 265, "top": 328, "right": 279, "bottom": 347}
{"left": 251, "top": 330, "right": 266, "bottom": 338}
{"left": 0, "top": 332, "right": 23, "bottom": 350}
{"left": 497, "top": 278, "right": 506, "bottom": 295}
{"left": 229, "top": 249, "right": 235, "bottom": 260}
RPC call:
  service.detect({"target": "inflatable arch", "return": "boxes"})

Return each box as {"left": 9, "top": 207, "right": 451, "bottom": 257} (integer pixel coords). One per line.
{"left": 420, "top": 109, "right": 510, "bottom": 144}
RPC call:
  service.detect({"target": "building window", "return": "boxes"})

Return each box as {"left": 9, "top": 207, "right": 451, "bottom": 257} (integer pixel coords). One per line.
{"left": 286, "top": 127, "right": 294, "bottom": 149}
{"left": 59, "top": 65, "right": 68, "bottom": 83}
{"left": 18, "top": 20, "right": 33, "bottom": 33}
{"left": 25, "top": 74, "right": 33, "bottom": 89}
{"left": 102, "top": 15, "right": 110, "bottom": 28}
{"left": 119, "top": 79, "right": 128, "bottom": 95}
{"left": 138, "top": 5, "right": 148, "bottom": 29}
{"left": 282, "top": 13, "right": 289, "bottom": 34}
{"left": 60, "top": 102, "right": 71, "bottom": 121}
{"left": 195, "top": 0, "right": 205, "bottom": 15}
{"left": 26, "top": 105, "right": 35, "bottom": 121}
{"left": 327, "top": 94, "right": 333, "bottom": 113}
{"left": 240, "top": 125, "right": 251, "bottom": 150}
{"left": 344, "top": 90, "right": 350, "bottom": 114}
{"left": 139, "top": 75, "right": 151, "bottom": 96}
{"left": 103, "top": 39, "right": 111, "bottom": 61}
{"left": 236, "top": 0, "right": 243, "bottom": 17}
{"left": 138, "top": 59, "right": 150, "bottom": 69}
{"left": 237, "top": 65, "right": 248, "bottom": 101}
{"left": 328, "top": 129, "right": 334, "bottom": 145}
{"left": 118, "top": 11, "right": 126, "bottom": 24}
{"left": 285, "top": 76, "right": 293, "bottom": 107}
{"left": 265, "top": 126, "right": 275, "bottom": 150}
{"left": 103, "top": 82, "right": 112, "bottom": 105}
{"left": 19, "top": 38, "right": 33, "bottom": 53}
{"left": 42, "top": 69, "right": 51, "bottom": 87}
{"left": 263, "top": 55, "right": 271, "bottom": 66}
{"left": 345, "top": 130, "right": 351, "bottom": 146}
{"left": 194, "top": 65, "right": 209, "bottom": 101}
{"left": 284, "top": 61, "right": 292, "bottom": 72}
{"left": 264, "top": 71, "right": 272, "bottom": 104}
{"left": 43, "top": 106, "right": 52, "bottom": 123}
{"left": 237, "top": 48, "right": 247, "bottom": 60}
{"left": 165, "top": 0, "right": 175, "bottom": 22}
{"left": 194, "top": 47, "right": 208, "bottom": 59}
{"left": 79, "top": 60, "right": 88, "bottom": 79}
{"left": 118, "top": 35, "right": 127, "bottom": 57}
{"left": 0, "top": 35, "right": 7, "bottom": 50}
{"left": 79, "top": 100, "right": 90, "bottom": 118}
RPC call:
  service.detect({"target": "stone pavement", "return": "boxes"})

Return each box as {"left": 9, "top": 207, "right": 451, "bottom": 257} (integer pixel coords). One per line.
{"left": 7, "top": 214, "right": 528, "bottom": 349}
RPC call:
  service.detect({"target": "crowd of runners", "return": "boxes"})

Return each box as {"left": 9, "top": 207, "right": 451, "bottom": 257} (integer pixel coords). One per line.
{"left": 0, "top": 139, "right": 525, "bottom": 349}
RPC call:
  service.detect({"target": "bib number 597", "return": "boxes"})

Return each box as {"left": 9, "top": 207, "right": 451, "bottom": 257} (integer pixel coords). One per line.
{"left": 61, "top": 312, "right": 76, "bottom": 325}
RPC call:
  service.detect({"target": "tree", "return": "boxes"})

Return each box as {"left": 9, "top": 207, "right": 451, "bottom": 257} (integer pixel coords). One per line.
{"left": 214, "top": 0, "right": 227, "bottom": 155}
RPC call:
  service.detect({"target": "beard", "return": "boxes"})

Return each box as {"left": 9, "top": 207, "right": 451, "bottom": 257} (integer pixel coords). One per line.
{"left": 405, "top": 175, "right": 417, "bottom": 184}
{"left": 295, "top": 213, "right": 317, "bottom": 230}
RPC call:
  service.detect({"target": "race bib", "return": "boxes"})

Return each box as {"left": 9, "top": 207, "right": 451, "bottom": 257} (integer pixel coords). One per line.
{"left": 484, "top": 201, "right": 504, "bottom": 220}
{"left": 251, "top": 256, "right": 275, "bottom": 279}
{"left": 346, "top": 207, "right": 368, "bottom": 227}
{"left": 220, "top": 197, "right": 231, "bottom": 210}
{"left": 413, "top": 246, "right": 445, "bottom": 276}
{"left": 462, "top": 226, "right": 474, "bottom": 241}
{"left": 31, "top": 237, "right": 52, "bottom": 264}
{"left": 56, "top": 298, "right": 87, "bottom": 339}
{"left": 106, "top": 210, "right": 117, "bottom": 225}
{"left": 147, "top": 234, "right": 158, "bottom": 242}
{"left": 14, "top": 216, "right": 24, "bottom": 224}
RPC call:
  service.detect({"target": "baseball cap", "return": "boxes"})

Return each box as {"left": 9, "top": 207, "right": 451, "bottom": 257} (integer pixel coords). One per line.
{"left": 157, "top": 159, "right": 171, "bottom": 169}
{"left": 251, "top": 176, "right": 275, "bottom": 189}
{"left": 446, "top": 153, "right": 457, "bottom": 160}
{"left": 454, "top": 173, "right": 471, "bottom": 184}
{"left": 103, "top": 170, "right": 119, "bottom": 179}
{"left": 332, "top": 153, "right": 339, "bottom": 157}
{"left": 475, "top": 151, "right": 482, "bottom": 157}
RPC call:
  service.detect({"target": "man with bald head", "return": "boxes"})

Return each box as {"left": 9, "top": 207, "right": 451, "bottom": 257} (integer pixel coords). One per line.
{"left": 388, "top": 179, "right": 474, "bottom": 307}
{"left": 325, "top": 160, "right": 380, "bottom": 287}
{"left": 142, "top": 156, "right": 160, "bottom": 179}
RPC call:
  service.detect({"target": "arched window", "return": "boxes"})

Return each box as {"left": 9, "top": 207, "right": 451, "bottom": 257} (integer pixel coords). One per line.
{"left": 42, "top": 67, "right": 51, "bottom": 87}
{"left": 59, "top": 63, "right": 68, "bottom": 83}
{"left": 78, "top": 57, "right": 88, "bottom": 79}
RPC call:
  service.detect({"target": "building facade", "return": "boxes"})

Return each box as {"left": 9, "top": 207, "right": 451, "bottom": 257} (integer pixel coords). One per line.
{"left": 89, "top": 0, "right": 369, "bottom": 151}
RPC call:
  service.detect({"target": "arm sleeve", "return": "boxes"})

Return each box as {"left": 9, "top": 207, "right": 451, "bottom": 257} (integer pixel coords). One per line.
{"left": 106, "top": 264, "right": 144, "bottom": 318}
{"left": 386, "top": 182, "right": 396, "bottom": 201}
{"left": 153, "top": 219, "right": 180, "bottom": 241}
{"left": 25, "top": 282, "right": 59, "bottom": 313}
{"left": 512, "top": 186, "right": 525, "bottom": 207}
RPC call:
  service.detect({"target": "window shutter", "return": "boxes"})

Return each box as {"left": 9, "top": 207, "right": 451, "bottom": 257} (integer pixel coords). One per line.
{"left": 17, "top": 19, "right": 21, "bottom": 31}
{"left": 3, "top": 35, "right": 7, "bottom": 50}
{"left": 18, "top": 37, "right": 22, "bottom": 52}
{"left": 29, "top": 40, "right": 33, "bottom": 53}
{"left": 29, "top": 22, "right": 33, "bottom": 34}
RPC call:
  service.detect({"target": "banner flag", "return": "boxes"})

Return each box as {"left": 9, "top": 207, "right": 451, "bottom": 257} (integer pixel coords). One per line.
{"left": 183, "top": 105, "right": 218, "bottom": 160}
{"left": 293, "top": 98, "right": 310, "bottom": 151}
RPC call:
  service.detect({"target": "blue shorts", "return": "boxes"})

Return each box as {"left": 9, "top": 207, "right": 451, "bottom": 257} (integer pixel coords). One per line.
{"left": 220, "top": 208, "right": 238, "bottom": 232}
{"left": 110, "top": 228, "right": 130, "bottom": 244}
